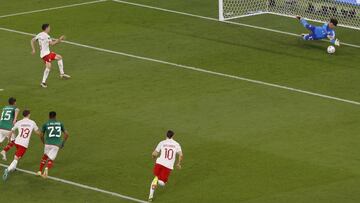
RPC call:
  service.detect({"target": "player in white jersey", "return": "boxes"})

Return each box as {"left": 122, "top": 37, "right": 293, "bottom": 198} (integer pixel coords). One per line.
{"left": 30, "top": 23, "right": 71, "bottom": 88}
{"left": 148, "top": 130, "right": 183, "bottom": 202}
{"left": 3, "top": 110, "right": 41, "bottom": 181}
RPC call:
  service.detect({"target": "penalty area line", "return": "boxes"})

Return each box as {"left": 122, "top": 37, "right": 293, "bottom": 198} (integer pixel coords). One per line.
{"left": 0, "top": 27, "right": 360, "bottom": 106}
{"left": 0, "top": 164, "right": 148, "bottom": 203}
{"left": 0, "top": 26, "right": 359, "bottom": 106}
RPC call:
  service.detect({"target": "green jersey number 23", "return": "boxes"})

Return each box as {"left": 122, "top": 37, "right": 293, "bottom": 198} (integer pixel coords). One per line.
{"left": 48, "top": 126, "right": 62, "bottom": 137}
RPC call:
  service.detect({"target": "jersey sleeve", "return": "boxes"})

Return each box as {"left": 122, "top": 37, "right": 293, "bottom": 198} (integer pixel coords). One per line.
{"left": 34, "top": 33, "right": 41, "bottom": 41}
{"left": 33, "top": 122, "right": 39, "bottom": 132}
{"left": 176, "top": 144, "right": 182, "bottom": 154}
{"left": 328, "top": 30, "right": 335, "bottom": 39}
{"left": 155, "top": 142, "right": 162, "bottom": 152}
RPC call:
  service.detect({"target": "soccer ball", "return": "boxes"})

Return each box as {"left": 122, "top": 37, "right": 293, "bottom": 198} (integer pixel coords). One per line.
{"left": 327, "top": 45, "right": 336, "bottom": 54}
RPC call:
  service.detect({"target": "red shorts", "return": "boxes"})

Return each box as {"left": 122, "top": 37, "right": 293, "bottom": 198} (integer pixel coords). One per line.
{"left": 153, "top": 164, "right": 172, "bottom": 183}
{"left": 15, "top": 144, "right": 27, "bottom": 159}
{"left": 42, "top": 52, "right": 57, "bottom": 63}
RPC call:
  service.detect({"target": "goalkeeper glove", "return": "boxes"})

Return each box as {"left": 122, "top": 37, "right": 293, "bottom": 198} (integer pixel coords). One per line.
{"left": 334, "top": 39, "right": 340, "bottom": 46}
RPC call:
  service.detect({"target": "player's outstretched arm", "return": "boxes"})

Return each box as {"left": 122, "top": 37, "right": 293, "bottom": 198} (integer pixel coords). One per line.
{"left": 50, "top": 35, "right": 65, "bottom": 46}
{"left": 30, "top": 38, "right": 36, "bottom": 55}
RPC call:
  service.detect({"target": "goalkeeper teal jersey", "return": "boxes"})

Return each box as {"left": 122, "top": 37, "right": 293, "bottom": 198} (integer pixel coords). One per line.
{"left": 42, "top": 119, "right": 65, "bottom": 146}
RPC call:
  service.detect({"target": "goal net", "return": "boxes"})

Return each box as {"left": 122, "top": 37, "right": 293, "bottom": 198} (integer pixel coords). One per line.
{"left": 219, "top": 0, "right": 360, "bottom": 30}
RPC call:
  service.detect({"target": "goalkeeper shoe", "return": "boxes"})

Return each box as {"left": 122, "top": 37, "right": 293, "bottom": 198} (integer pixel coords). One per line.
{"left": 334, "top": 39, "right": 340, "bottom": 46}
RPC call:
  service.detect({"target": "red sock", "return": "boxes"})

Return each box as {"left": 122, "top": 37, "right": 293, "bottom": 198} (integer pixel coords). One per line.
{"left": 39, "top": 154, "right": 48, "bottom": 171}
{"left": 3, "top": 141, "right": 15, "bottom": 152}
{"left": 47, "top": 160, "right": 54, "bottom": 169}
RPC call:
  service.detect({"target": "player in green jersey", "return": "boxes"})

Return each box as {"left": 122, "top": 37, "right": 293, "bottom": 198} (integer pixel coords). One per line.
{"left": 37, "top": 111, "right": 69, "bottom": 178}
{"left": 0, "top": 97, "right": 20, "bottom": 161}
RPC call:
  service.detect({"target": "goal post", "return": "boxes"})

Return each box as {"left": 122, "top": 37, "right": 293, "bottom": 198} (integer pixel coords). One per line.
{"left": 219, "top": 0, "right": 360, "bottom": 30}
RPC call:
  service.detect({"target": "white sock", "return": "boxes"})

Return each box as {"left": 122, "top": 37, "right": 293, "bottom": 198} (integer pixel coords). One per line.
{"left": 8, "top": 159, "right": 18, "bottom": 172}
{"left": 57, "top": 60, "right": 64, "bottom": 75}
{"left": 149, "top": 180, "right": 156, "bottom": 199}
{"left": 42, "top": 68, "right": 50, "bottom": 83}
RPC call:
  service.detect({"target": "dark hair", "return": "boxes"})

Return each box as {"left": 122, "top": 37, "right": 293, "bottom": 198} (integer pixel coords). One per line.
{"left": 42, "top": 23, "right": 50, "bottom": 31}
{"left": 49, "top": 111, "right": 56, "bottom": 119}
{"left": 330, "top": 18, "right": 338, "bottom": 26}
{"left": 8, "top": 97, "right": 16, "bottom": 105}
{"left": 166, "top": 130, "right": 175, "bottom": 138}
{"left": 23, "top": 110, "right": 30, "bottom": 117}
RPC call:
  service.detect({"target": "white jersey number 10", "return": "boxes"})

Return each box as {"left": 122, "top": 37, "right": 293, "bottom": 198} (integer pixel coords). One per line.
{"left": 164, "top": 148, "right": 174, "bottom": 160}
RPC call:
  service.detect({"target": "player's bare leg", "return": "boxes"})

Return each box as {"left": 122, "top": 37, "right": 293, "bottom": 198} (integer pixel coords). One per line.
{"left": 56, "top": 55, "right": 70, "bottom": 79}
{"left": 41, "top": 62, "right": 51, "bottom": 88}
{"left": 3, "top": 156, "right": 20, "bottom": 181}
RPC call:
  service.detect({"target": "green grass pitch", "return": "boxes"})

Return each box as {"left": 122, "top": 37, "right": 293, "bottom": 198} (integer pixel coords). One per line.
{"left": 0, "top": 0, "right": 359, "bottom": 202}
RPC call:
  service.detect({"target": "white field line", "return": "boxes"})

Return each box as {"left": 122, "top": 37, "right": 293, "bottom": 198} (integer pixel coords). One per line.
{"left": 0, "top": 0, "right": 107, "bottom": 19}
{"left": 0, "top": 163, "right": 148, "bottom": 203}
{"left": 0, "top": 27, "right": 359, "bottom": 106}
{"left": 112, "top": 0, "right": 360, "bottom": 49}
{"left": 0, "top": 89, "right": 3, "bottom": 91}
{"left": 0, "top": 0, "right": 358, "bottom": 48}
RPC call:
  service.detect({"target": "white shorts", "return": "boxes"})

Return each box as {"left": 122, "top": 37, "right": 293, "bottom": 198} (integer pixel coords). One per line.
{"left": 44, "top": 145, "right": 60, "bottom": 160}
{"left": 0, "top": 129, "right": 11, "bottom": 143}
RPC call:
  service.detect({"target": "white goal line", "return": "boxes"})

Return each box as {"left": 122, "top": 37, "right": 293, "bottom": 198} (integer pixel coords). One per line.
{"left": 112, "top": 0, "right": 360, "bottom": 49}
{"left": 0, "top": 26, "right": 359, "bottom": 106}
{"left": 0, "top": 163, "right": 148, "bottom": 203}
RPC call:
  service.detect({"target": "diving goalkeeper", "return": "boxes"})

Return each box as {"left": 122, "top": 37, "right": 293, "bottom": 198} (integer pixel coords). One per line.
{"left": 296, "top": 16, "right": 340, "bottom": 46}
